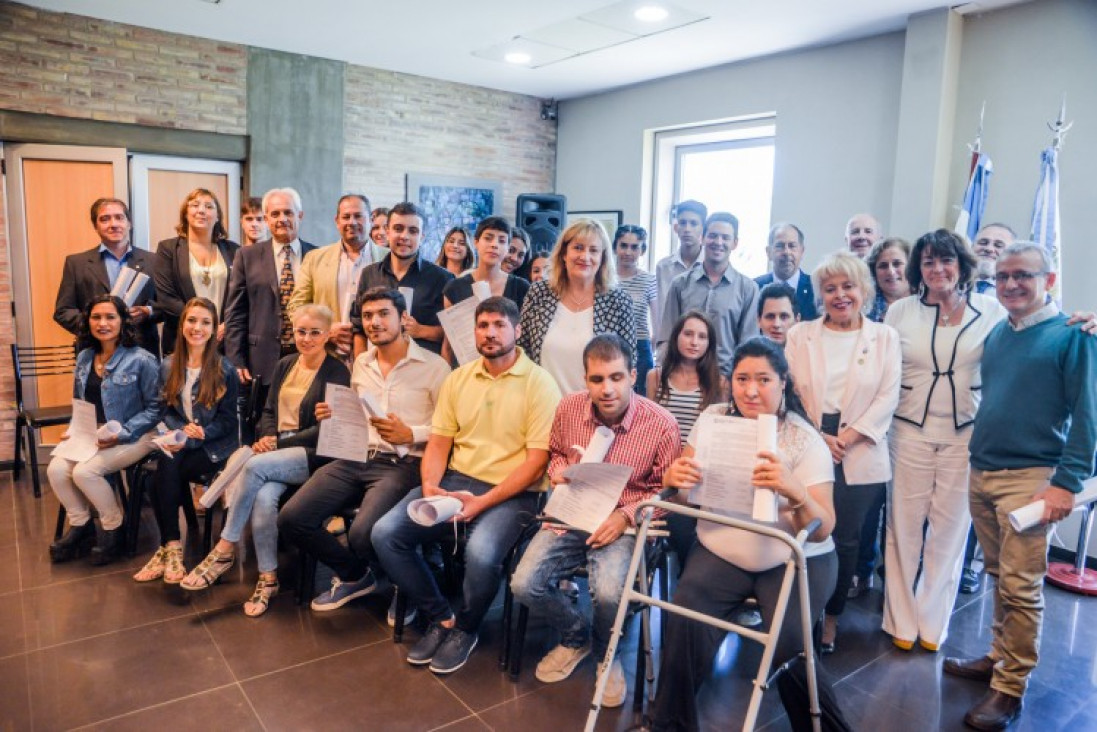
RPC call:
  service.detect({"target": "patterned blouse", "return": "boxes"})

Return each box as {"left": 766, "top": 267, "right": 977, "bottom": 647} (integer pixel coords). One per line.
{"left": 517, "top": 280, "right": 637, "bottom": 365}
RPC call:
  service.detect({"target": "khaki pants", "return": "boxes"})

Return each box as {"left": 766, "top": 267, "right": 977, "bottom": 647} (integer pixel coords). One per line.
{"left": 968, "top": 466, "right": 1054, "bottom": 698}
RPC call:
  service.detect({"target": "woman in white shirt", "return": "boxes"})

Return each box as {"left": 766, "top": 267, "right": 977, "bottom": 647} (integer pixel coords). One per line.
{"left": 652, "top": 337, "right": 839, "bottom": 731}
{"left": 882, "top": 229, "right": 1005, "bottom": 651}
{"left": 785, "top": 252, "right": 901, "bottom": 654}
{"left": 518, "top": 219, "right": 635, "bottom": 394}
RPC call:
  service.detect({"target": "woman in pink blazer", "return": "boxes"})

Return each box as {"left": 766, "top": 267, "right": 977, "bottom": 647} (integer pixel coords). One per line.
{"left": 785, "top": 251, "right": 901, "bottom": 654}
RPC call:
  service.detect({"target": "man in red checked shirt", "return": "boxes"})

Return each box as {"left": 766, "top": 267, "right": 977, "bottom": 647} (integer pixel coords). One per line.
{"left": 511, "top": 333, "right": 680, "bottom": 707}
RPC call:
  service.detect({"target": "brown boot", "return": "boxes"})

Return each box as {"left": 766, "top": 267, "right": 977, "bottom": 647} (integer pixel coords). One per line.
{"left": 943, "top": 655, "right": 995, "bottom": 681}
{"left": 963, "top": 689, "right": 1022, "bottom": 730}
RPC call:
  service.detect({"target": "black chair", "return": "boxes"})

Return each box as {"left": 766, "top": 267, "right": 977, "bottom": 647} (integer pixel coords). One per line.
{"left": 11, "top": 343, "right": 77, "bottom": 498}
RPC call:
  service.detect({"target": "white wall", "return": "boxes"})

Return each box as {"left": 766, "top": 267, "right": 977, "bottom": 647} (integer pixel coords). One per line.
{"left": 556, "top": 33, "right": 905, "bottom": 268}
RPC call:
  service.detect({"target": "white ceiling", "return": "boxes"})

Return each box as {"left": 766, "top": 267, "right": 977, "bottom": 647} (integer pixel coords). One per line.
{"left": 20, "top": 0, "right": 1029, "bottom": 100}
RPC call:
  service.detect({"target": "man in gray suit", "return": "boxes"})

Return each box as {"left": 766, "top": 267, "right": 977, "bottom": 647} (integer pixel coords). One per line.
{"left": 224, "top": 187, "right": 317, "bottom": 431}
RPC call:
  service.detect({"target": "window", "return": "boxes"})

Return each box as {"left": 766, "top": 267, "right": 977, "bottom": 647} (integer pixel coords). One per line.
{"left": 647, "top": 116, "right": 776, "bottom": 278}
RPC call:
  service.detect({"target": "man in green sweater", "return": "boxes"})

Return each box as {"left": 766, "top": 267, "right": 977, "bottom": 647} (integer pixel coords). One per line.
{"left": 945, "top": 242, "right": 1097, "bottom": 731}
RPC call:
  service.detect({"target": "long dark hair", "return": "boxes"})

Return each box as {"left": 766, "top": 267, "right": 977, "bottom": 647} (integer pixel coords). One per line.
{"left": 77, "top": 295, "right": 139, "bottom": 353}
{"left": 175, "top": 188, "right": 228, "bottom": 242}
{"left": 656, "top": 310, "right": 723, "bottom": 411}
{"left": 726, "top": 337, "right": 810, "bottom": 424}
{"left": 434, "top": 226, "right": 474, "bottom": 271}
{"left": 162, "top": 298, "right": 227, "bottom": 409}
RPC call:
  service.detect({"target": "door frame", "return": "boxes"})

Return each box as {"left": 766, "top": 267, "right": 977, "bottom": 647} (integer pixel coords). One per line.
{"left": 129, "top": 154, "right": 243, "bottom": 251}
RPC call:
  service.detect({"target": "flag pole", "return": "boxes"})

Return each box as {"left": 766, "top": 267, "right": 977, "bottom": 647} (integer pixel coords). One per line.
{"left": 1047, "top": 94, "right": 1073, "bottom": 151}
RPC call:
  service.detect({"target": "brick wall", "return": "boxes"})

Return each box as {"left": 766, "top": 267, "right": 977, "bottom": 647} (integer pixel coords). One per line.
{"left": 343, "top": 65, "right": 557, "bottom": 224}
{"left": 0, "top": 178, "right": 14, "bottom": 462}
{"left": 0, "top": 1, "right": 248, "bottom": 133}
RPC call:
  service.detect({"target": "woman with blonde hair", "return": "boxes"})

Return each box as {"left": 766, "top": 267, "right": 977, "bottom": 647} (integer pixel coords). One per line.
{"left": 155, "top": 188, "right": 240, "bottom": 352}
{"left": 518, "top": 219, "right": 635, "bottom": 394}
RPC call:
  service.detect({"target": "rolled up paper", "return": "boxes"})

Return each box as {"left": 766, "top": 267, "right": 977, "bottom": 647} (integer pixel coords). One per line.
{"left": 96, "top": 420, "right": 123, "bottom": 440}
{"left": 1008, "top": 478, "right": 1097, "bottom": 531}
{"left": 123, "top": 272, "right": 150, "bottom": 307}
{"left": 152, "top": 429, "right": 188, "bottom": 457}
{"left": 752, "top": 413, "right": 780, "bottom": 523}
{"left": 398, "top": 286, "right": 414, "bottom": 315}
{"left": 580, "top": 426, "right": 615, "bottom": 464}
{"left": 407, "top": 495, "right": 464, "bottom": 526}
{"left": 471, "top": 280, "right": 492, "bottom": 301}
{"left": 110, "top": 267, "right": 137, "bottom": 298}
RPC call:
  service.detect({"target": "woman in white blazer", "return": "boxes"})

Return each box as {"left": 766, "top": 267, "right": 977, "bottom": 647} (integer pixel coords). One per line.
{"left": 882, "top": 229, "right": 1006, "bottom": 653}
{"left": 786, "top": 252, "right": 900, "bottom": 654}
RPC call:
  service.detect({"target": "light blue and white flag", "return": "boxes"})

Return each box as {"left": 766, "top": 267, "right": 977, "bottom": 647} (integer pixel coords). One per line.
{"left": 1030, "top": 146, "right": 1061, "bottom": 304}
{"left": 955, "top": 152, "right": 993, "bottom": 241}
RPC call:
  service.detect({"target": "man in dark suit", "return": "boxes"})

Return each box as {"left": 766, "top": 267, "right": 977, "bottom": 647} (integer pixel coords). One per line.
{"left": 754, "top": 222, "right": 818, "bottom": 321}
{"left": 224, "top": 187, "right": 317, "bottom": 433}
{"left": 54, "top": 198, "right": 161, "bottom": 356}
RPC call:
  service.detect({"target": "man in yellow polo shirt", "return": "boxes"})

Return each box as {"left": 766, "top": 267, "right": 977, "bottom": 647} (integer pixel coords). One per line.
{"left": 373, "top": 296, "right": 561, "bottom": 675}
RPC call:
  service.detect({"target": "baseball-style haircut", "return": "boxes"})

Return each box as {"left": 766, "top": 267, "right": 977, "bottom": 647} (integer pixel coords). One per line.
{"left": 475, "top": 295, "right": 520, "bottom": 327}
{"left": 583, "top": 333, "right": 634, "bottom": 371}
{"left": 359, "top": 286, "right": 407, "bottom": 318}
{"left": 89, "top": 197, "right": 131, "bottom": 225}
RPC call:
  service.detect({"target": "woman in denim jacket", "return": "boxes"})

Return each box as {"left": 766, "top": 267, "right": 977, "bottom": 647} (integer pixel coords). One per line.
{"left": 48, "top": 295, "right": 162, "bottom": 565}
{"left": 134, "top": 297, "right": 239, "bottom": 584}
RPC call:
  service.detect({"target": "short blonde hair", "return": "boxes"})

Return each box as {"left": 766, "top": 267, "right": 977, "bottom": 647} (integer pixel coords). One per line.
{"left": 811, "top": 251, "right": 876, "bottom": 313}
{"left": 548, "top": 218, "right": 616, "bottom": 297}
{"left": 292, "top": 303, "right": 333, "bottom": 329}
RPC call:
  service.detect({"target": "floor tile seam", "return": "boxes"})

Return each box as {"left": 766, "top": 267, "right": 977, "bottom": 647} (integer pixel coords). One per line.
{"left": 429, "top": 712, "right": 492, "bottom": 731}
{"left": 227, "top": 639, "right": 376, "bottom": 684}
{"left": 23, "top": 609, "right": 198, "bottom": 655}
{"left": 17, "top": 564, "right": 152, "bottom": 592}
{"left": 64, "top": 681, "right": 245, "bottom": 731}
{"left": 195, "top": 607, "right": 271, "bottom": 731}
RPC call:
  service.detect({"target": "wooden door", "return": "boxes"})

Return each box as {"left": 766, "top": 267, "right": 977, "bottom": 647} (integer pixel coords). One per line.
{"left": 130, "top": 155, "right": 241, "bottom": 250}
{"left": 4, "top": 145, "right": 128, "bottom": 449}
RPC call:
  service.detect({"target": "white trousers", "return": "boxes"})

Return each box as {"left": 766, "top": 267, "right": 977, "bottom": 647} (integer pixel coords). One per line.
{"left": 47, "top": 433, "right": 155, "bottom": 530}
{"left": 882, "top": 429, "right": 971, "bottom": 646}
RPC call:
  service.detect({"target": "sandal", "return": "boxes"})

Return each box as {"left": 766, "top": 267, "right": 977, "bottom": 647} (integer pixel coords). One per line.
{"left": 163, "top": 545, "right": 186, "bottom": 585}
{"left": 243, "top": 576, "right": 279, "bottom": 617}
{"left": 180, "top": 549, "right": 235, "bottom": 591}
{"left": 133, "top": 547, "right": 167, "bottom": 583}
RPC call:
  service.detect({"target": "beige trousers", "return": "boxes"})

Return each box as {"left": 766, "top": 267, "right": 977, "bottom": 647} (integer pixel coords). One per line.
{"left": 47, "top": 433, "right": 155, "bottom": 531}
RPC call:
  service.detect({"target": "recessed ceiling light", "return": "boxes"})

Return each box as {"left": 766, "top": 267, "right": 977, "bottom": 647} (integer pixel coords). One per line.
{"left": 504, "top": 51, "right": 532, "bottom": 65}
{"left": 634, "top": 5, "right": 669, "bottom": 22}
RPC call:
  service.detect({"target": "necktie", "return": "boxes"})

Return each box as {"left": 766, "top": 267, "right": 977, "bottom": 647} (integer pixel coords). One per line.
{"left": 279, "top": 245, "right": 294, "bottom": 345}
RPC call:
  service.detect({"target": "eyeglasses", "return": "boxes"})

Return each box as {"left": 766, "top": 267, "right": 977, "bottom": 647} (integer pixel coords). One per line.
{"left": 993, "top": 270, "right": 1047, "bottom": 285}
{"left": 293, "top": 328, "right": 328, "bottom": 339}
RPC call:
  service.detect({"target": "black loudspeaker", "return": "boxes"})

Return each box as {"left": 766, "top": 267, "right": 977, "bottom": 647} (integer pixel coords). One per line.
{"left": 516, "top": 193, "right": 567, "bottom": 252}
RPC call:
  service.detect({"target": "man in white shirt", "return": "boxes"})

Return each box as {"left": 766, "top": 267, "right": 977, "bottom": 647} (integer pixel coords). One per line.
{"left": 654, "top": 200, "right": 707, "bottom": 328}
{"left": 288, "top": 194, "right": 384, "bottom": 356}
{"left": 845, "top": 213, "right": 882, "bottom": 260}
{"left": 279, "top": 286, "right": 450, "bottom": 612}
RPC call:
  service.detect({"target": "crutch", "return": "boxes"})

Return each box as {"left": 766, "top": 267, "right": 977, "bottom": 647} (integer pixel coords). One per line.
{"left": 585, "top": 499, "right": 823, "bottom": 732}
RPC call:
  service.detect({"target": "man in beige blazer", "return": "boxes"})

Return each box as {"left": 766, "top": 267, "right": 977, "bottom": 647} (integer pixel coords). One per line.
{"left": 289, "top": 194, "right": 385, "bottom": 355}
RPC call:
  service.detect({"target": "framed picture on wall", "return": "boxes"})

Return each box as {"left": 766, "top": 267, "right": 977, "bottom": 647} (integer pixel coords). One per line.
{"left": 568, "top": 210, "right": 623, "bottom": 239}
{"left": 405, "top": 173, "right": 503, "bottom": 263}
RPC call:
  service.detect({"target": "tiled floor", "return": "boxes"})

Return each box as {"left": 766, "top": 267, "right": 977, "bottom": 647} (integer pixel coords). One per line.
{"left": 2, "top": 470, "right": 1096, "bottom": 731}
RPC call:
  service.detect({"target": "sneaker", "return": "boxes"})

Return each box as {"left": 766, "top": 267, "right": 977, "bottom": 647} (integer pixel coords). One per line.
{"left": 429, "top": 629, "right": 479, "bottom": 674}
{"left": 602, "top": 659, "right": 627, "bottom": 708}
{"left": 311, "top": 572, "right": 379, "bottom": 611}
{"left": 535, "top": 643, "right": 591, "bottom": 683}
{"left": 960, "top": 568, "right": 981, "bottom": 594}
{"left": 387, "top": 590, "right": 418, "bottom": 627}
{"left": 407, "top": 623, "right": 450, "bottom": 666}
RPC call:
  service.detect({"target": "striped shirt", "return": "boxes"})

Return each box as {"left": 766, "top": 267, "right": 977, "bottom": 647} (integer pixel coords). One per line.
{"left": 618, "top": 271, "right": 657, "bottom": 341}
{"left": 547, "top": 391, "right": 681, "bottom": 526}
{"left": 653, "top": 382, "right": 703, "bottom": 445}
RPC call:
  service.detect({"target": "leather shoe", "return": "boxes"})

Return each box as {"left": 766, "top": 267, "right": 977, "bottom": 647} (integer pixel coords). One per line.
{"left": 944, "top": 655, "right": 995, "bottom": 682}
{"left": 963, "top": 689, "right": 1023, "bottom": 730}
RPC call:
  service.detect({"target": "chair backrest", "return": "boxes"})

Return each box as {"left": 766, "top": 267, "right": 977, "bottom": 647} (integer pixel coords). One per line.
{"left": 11, "top": 343, "right": 77, "bottom": 411}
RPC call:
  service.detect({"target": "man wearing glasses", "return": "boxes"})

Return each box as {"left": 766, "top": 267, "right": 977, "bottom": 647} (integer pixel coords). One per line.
{"left": 946, "top": 242, "right": 1097, "bottom": 731}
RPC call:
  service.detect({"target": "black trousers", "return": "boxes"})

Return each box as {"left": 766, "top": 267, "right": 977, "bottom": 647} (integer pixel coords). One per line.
{"left": 650, "top": 543, "right": 838, "bottom": 731}
{"left": 152, "top": 448, "right": 222, "bottom": 544}
{"left": 277, "top": 455, "right": 420, "bottom": 582}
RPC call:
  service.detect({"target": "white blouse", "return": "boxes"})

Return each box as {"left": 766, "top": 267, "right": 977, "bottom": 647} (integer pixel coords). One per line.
{"left": 189, "top": 246, "right": 229, "bottom": 314}
{"left": 540, "top": 304, "right": 594, "bottom": 395}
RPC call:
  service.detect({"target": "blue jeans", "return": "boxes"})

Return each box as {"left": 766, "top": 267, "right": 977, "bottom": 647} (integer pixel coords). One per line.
{"left": 634, "top": 339, "right": 654, "bottom": 397}
{"left": 221, "top": 447, "right": 309, "bottom": 573}
{"left": 371, "top": 470, "right": 539, "bottom": 632}
{"left": 511, "top": 528, "right": 635, "bottom": 658}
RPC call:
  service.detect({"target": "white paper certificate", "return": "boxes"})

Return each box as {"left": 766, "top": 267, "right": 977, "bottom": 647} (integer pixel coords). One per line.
{"left": 690, "top": 413, "right": 779, "bottom": 521}
{"left": 51, "top": 399, "right": 99, "bottom": 462}
{"left": 317, "top": 383, "right": 372, "bottom": 462}
{"left": 438, "top": 297, "right": 480, "bottom": 365}
{"left": 543, "top": 463, "right": 633, "bottom": 534}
